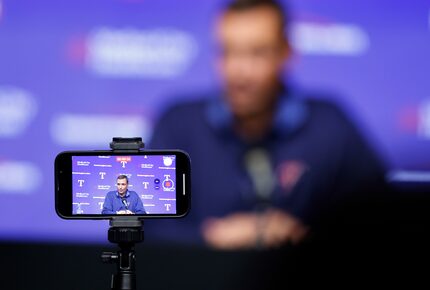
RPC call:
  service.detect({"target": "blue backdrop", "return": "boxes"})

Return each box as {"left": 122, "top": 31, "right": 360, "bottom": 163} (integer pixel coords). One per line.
{"left": 0, "top": 0, "right": 429, "bottom": 243}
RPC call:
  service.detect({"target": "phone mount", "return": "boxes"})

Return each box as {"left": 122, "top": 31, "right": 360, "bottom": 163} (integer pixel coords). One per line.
{"left": 101, "top": 137, "right": 145, "bottom": 290}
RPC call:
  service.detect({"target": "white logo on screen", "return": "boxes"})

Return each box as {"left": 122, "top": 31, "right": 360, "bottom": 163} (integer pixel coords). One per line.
{"left": 121, "top": 161, "right": 127, "bottom": 168}
{"left": 99, "top": 172, "right": 106, "bottom": 179}
{"left": 164, "top": 204, "right": 172, "bottom": 211}
{"left": 76, "top": 204, "right": 83, "bottom": 214}
{"left": 78, "top": 180, "right": 85, "bottom": 187}
{"left": 162, "top": 174, "right": 175, "bottom": 191}
{"left": 163, "top": 156, "right": 173, "bottom": 167}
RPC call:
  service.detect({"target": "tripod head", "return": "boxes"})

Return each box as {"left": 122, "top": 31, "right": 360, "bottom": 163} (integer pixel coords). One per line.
{"left": 101, "top": 137, "right": 146, "bottom": 290}
{"left": 102, "top": 217, "right": 144, "bottom": 290}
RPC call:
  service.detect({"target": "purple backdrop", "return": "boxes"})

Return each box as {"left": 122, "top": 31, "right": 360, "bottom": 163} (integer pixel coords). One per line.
{"left": 0, "top": 0, "right": 429, "bottom": 243}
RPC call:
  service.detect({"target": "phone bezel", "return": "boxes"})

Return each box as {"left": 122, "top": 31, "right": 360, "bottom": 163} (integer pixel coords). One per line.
{"left": 55, "top": 150, "right": 191, "bottom": 219}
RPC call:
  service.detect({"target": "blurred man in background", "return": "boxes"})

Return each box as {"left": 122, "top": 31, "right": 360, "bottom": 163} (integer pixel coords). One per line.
{"left": 147, "top": 0, "right": 387, "bottom": 250}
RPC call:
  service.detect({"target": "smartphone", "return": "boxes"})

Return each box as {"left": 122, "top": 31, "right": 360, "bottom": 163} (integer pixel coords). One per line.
{"left": 55, "top": 150, "right": 191, "bottom": 219}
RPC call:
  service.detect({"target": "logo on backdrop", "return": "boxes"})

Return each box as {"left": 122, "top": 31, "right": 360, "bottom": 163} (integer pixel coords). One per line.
{"left": 398, "top": 99, "right": 430, "bottom": 140}
{"left": 291, "top": 20, "right": 369, "bottom": 56}
{"left": 116, "top": 156, "right": 131, "bottom": 168}
{"left": 0, "top": 0, "right": 3, "bottom": 21}
{"left": 0, "top": 86, "right": 38, "bottom": 138}
{"left": 0, "top": 160, "right": 42, "bottom": 194}
{"left": 69, "top": 27, "right": 199, "bottom": 79}
{"left": 163, "top": 156, "right": 174, "bottom": 166}
{"left": 418, "top": 100, "right": 430, "bottom": 139}
{"left": 76, "top": 203, "right": 83, "bottom": 214}
{"left": 154, "top": 178, "right": 160, "bottom": 190}
{"left": 51, "top": 114, "right": 149, "bottom": 147}
{"left": 162, "top": 174, "right": 175, "bottom": 191}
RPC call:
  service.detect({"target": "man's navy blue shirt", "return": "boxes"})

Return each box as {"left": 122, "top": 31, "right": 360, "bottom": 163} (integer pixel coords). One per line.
{"left": 102, "top": 190, "right": 146, "bottom": 214}
{"left": 146, "top": 88, "right": 387, "bottom": 245}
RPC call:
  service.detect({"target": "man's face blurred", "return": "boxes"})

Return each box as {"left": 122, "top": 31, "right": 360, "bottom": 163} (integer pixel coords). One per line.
{"left": 116, "top": 178, "right": 128, "bottom": 195}
{"left": 216, "top": 6, "right": 290, "bottom": 118}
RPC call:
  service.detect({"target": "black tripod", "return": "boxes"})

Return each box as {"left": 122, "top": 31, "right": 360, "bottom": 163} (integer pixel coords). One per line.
{"left": 102, "top": 217, "right": 144, "bottom": 290}
{"left": 101, "top": 137, "right": 146, "bottom": 290}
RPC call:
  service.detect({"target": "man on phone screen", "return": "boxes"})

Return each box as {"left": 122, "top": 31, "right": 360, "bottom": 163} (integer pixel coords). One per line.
{"left": 102, "top": 175, "right": 146, "bottom": 215}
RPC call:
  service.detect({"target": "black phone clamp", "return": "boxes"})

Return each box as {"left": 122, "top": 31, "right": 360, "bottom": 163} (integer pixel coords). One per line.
{"left": 109, "top": 137, "right": 145, "bottom": 151}
{"left": 101, "top": 137, "right": 145, "bottom": 290}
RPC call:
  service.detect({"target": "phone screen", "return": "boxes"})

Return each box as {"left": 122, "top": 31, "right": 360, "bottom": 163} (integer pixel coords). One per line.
{"left": 55, "top": 150, "right": 191, "bottom": 219}
{"left": 72, "top": 154, "right": 178, "bottom": 215}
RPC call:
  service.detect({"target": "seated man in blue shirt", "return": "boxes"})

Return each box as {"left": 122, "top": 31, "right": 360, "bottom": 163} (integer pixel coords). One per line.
{"left": 102, "top": 175, "right": 146, "bottom": 215}
{"left": 146, "top": 0, "right": 387, "bottom": 249}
